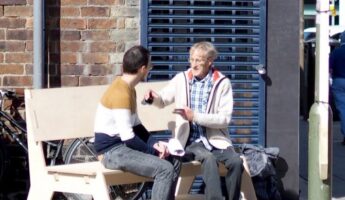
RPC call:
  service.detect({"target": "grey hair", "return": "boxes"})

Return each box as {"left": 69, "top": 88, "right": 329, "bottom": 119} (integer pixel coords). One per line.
{"left": 189, "top": 41, "right": 218, "bottom": 60}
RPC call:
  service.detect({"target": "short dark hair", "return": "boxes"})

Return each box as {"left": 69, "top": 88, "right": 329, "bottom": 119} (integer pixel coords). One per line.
{"left": 122, "top": 45, "right": 150, "bottom": 74}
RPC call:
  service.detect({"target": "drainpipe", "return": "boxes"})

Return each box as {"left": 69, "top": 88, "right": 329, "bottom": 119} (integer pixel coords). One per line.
{"left": 33, "top": 0, "right": 44, "bottom": 89}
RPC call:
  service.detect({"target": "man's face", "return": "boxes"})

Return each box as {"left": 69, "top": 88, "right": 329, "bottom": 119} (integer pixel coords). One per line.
{"left": 141, "top": 61, "right": 152, "bottom": 81}
{"left": 189, "top": 49, "right": 212, "bottom": 79}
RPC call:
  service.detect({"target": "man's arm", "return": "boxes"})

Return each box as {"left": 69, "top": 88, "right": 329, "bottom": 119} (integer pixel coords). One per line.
{"left": 113, "top": 109, "right": 157, "bottom": 155}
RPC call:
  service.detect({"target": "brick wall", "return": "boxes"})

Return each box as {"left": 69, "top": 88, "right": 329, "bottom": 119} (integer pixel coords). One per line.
{"left": 0, "top": 0, "right": 140, "bottom": 89}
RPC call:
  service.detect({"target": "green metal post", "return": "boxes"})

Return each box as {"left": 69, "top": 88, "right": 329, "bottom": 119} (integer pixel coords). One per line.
{"left": 308, "top": 0, "right": 333, "bottom": 199}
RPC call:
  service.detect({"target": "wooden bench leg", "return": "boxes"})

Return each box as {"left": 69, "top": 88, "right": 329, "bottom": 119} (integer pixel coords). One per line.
{"left": 27, "top": 186, "right": 53, "bottom": 200}
{"left": 240, "top": 156, "right": 257, "bottom": 200}
{"left": 92, "top": 174, "right": 111, "bottom": 200}
{"left": 175, "top": 176, "right": 195, "bottom": 196}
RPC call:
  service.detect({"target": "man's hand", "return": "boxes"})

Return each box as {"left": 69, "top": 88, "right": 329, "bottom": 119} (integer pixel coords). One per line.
{"left": 143, "top": 90, "right": 159, "bottom": 105}
{"left": 173, "top": 106, "right": 194, "bottom": 122}
{"left": 153, "top": 141, "right": 170, "bottom": 159}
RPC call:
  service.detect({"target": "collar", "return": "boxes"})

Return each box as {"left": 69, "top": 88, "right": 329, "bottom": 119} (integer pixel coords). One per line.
{"left": 187, "top": 67, "right": 221, "bottom": 84}
{"left": 190, "top": 70, "right": 212, "bottom": 84}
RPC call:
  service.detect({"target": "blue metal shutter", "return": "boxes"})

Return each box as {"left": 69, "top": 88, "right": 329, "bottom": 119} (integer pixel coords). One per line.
{"left": 141, "top": 0, "right": 266, "bottom": 147}
{"left": 140, "top": 0, "right": 266, "bottom": 195}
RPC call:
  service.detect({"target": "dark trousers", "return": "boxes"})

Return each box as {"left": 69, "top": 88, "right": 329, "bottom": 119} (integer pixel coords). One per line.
{"left": 185, "top": 142, "right": 243, "bottom": 200}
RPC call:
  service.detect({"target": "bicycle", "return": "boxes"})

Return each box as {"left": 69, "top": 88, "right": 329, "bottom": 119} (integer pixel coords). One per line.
{"left": 0, "top": 89, "right": 148, "bottom": 200}
{"left": 0, "top": 89, "right": 67, "bottom": 197}
{"left": 0, "top": 89, "right": 28, "bottom": 190}
{"left": 63, "top": 138, "right": 149, "bottom": 200}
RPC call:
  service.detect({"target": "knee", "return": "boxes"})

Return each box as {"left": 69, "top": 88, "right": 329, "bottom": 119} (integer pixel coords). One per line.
{"left": 227, "top": 156, "right": 243, "bottom": 172}
{"left": 159, "top": 160, "right": 174, "bottom": 178}
{"left": 202, "top": 154, "right": 217, "bottom": 165}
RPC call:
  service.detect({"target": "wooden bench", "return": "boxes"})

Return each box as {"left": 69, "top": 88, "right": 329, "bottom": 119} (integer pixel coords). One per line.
{"left": 25, "top": 81, "right": 256, "bottom": 200}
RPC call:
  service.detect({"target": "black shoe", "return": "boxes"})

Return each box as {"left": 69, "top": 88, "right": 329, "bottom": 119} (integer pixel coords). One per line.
{"left": 342, "top": 137, "right": 345, "bottom": 145}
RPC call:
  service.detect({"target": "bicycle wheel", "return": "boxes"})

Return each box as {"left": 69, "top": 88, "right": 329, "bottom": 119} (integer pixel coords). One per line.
{"left": 63, "top": 138, "right": 148, "bottom": 200}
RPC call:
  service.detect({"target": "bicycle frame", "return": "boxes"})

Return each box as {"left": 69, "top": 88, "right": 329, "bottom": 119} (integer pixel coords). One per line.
{"left": 0, "top": 110, "right": 28, "bottom": 152}
{"left": 0, "top": 89, "right": 64, "bottom": 165}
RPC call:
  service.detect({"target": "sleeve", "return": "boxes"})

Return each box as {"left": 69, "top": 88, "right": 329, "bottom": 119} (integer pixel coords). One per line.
{"left": 153, "top": 74, "right": 180, "bottom": 108}
{"left": 193, "top": 79, "right": 233, "bottom": 129}
{"left": 124, "top": 135, "right": 157, "bottom": 155}
{"left": 113, "top": 110, "right": 157, "bottom": 155}
{"left": 113, "top": 109, "right": 136, "bottom": 141}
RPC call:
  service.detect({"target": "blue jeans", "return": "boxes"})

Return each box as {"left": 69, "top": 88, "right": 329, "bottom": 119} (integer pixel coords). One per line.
{"left": 332, "top": 78, "right": 345, "bottom": 138}
{"left": 102, "top": 144, "right": 175, "bottom": 200}
{"left": 186, "top": 142, "right": 243, "bottom": 200}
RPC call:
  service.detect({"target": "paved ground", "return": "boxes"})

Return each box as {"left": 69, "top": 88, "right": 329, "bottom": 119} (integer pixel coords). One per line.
{"left": 299, "top": 119, "right": 345, "bottom": 200}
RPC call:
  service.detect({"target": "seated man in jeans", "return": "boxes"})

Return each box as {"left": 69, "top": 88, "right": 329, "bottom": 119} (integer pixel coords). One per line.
{"left": 145, "top": 41, "right": 243, "bottom": 200}
{"left": 93, "top": 45, "right": 178, "bottom": 200}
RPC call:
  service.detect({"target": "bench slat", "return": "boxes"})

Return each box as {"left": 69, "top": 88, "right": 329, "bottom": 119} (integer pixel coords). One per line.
{"left": 26, "top": 81, "right": 173, "bottom": 142}
{"left": 46, "top": 162, "right": 153, "bottom": 185}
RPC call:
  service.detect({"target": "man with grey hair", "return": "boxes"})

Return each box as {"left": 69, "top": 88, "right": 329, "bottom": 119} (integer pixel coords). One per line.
{"left": 330, "top": 31, "right": 345, "bottom": 145}
{"left": 145, "top": 41, "right": 243, "bottom": 200}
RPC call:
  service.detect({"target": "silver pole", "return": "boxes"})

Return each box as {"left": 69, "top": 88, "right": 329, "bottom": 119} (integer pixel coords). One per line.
{"left": 308, "top": 0, "right": 332, "bottom": 199}
{"left": 33, "top": 0, "right": 44, "bottom": 89}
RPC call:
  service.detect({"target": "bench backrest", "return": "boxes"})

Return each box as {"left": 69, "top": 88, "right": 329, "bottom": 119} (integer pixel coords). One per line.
{"left": 25, "top": 81, "right": 174, "bottom": 142}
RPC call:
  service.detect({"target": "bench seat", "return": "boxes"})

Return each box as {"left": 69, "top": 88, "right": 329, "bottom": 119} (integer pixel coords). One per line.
{"left": 25, "top": 83, "right": 257, "bottom": 200}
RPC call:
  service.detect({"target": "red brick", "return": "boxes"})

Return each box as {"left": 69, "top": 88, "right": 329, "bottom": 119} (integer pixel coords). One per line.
{"left": 90, "top": 42, "right": 116, "bottom": 52}
{"left": 61, "top": 64, "right": 84, "bottom": 75}
{"left": 61, "top": 7, "right": 80, "bottom": 17}
{"left": 26, "top": 40, "right": 33, "bottom": 51}
{"left": 60, "top": 41, "right": 85, "bottom": 52}
{"left": 0, "top": 29, "right": 4, "bottom": 39}
{"left": 61, "top": 0, "right": 87, "bottom": 6}
{"left": 0, "top": 41, "right": 25, "bottom": 52}
{"left": 0, "top": 64, "right": 24, "bottom": 74}
{"left": 0, "top": 0, "right": 26, "bottom": 5}
{"left": 115, "top": 0, "right": 125, "bottom": 5}
{"left": 60, "top": 19, "right": 86, "bottom": 29}
{"left": 5, "top": 53, "right": 32, "bottom": 63}
{"left": 26, "top": 17, "right": 33, "bottom": 28}
{"left": 81, "top": 30, "right": 109, "bottom": 40}
{"left": 61, "top": 31, "right": 81, "bottom": 40}
{"left": 81, "top": 7, "right": 109, "bottom": 17}
{"left": 117, "top": 18, "right": 125, "bottom": 29}
{"left": 89, "top": 64, "right": 113, "bottom": 76}
{"left": 88, "top": 19, "right": 116, "bottom": 29}
{"left": 79, "top": 76, "right": 108, "bottom": 86}
{"left": 3, "top": 76, "right": 32, "bottom": 87}
{"left": 116, "top": 41, "right": 125, "bottom": 52}
{"left": 50, "top": 53, "right": 77, "bottom": 64}
{"left": 7, "top": 30, "right": 33, "bottom": 40}
{"left": 4, "top": 6, "right": 33, "bottom": 17}
{"left": 0, "top": 53, "right": 4, "bottom": 62}
{"left": 0, "top": 42, "right": 4, "bottom": 51}
{"left": 89, "top": 0, "right": 116, "bottom": 5}
{"left": 25, "top": 63, "right": 33, "bottom": 74}
{"left": 0, "top": 6, "right": 3, "bottom": 16}
{"left": 82, "top": 53, "right": 108, "bottom": 64}
{"left": 61, "top": 75, "right": 79, "bottom": 87}
{"left": 0, "top": 18, "right": 26, "bottom": 28}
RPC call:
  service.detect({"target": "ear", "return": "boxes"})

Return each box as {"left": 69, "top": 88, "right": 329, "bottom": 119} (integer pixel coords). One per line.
{"left": 139, "top": 65, "right": 146, "bottom": 73}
